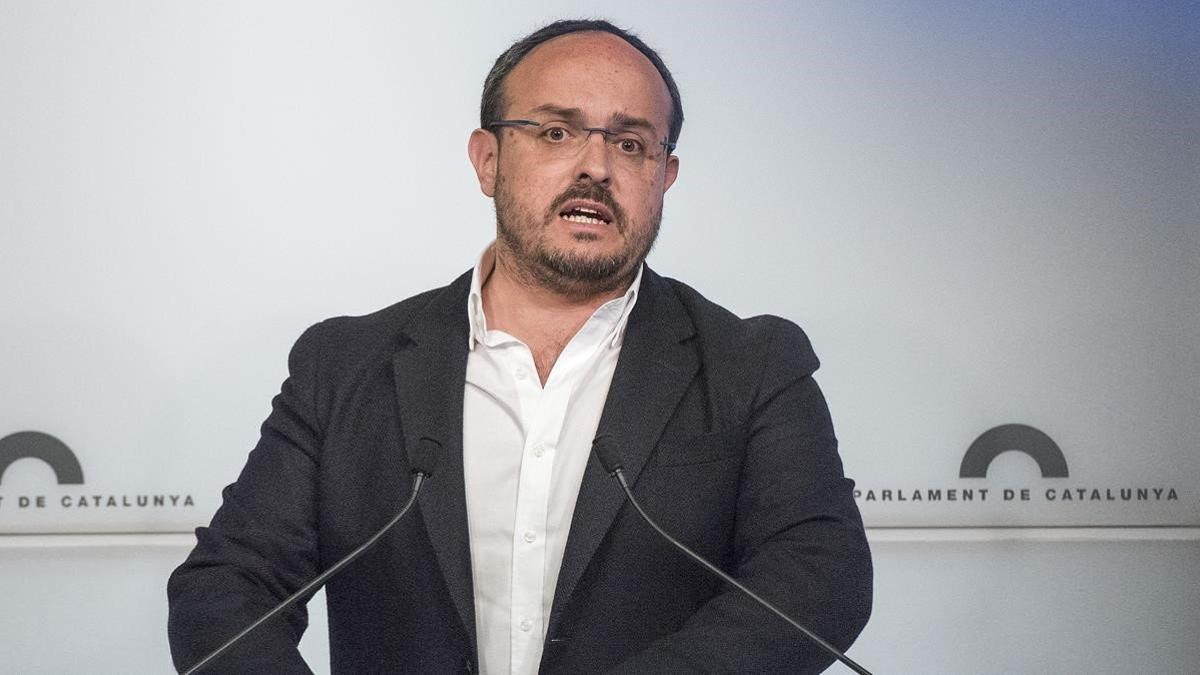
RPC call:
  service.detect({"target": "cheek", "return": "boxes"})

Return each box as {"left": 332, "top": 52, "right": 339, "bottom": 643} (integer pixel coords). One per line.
{"left": 504, "top": 168, "right": 563, "bottom": 207}
{"left": 621, "top": 175, "right": 666, "bottom": 215}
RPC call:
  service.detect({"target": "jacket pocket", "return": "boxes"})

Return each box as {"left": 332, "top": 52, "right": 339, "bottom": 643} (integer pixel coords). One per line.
{"left": 654, "top": 425, "right": 747, "bottom": 467}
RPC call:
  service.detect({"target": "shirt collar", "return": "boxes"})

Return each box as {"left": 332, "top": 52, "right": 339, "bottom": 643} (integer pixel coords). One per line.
{"left": 466, "top": 241, "right": 643, "bottom": 351}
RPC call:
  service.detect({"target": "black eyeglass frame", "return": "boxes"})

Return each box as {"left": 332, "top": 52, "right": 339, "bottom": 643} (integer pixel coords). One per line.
{"left": 487, "top": 119, "right": 677, "bottom": 154}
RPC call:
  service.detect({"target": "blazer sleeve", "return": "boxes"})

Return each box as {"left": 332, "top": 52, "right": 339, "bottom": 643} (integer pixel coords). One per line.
{"left": 167, "top": 323, "right": 328, "bottom": 674}
{"left": 609, "top": 319, "right": 873, "bottom": 674}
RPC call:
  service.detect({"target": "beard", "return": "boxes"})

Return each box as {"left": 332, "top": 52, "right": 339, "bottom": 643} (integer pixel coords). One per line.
{"left": 494, "top": 173, "right": 661, "bottom": 298}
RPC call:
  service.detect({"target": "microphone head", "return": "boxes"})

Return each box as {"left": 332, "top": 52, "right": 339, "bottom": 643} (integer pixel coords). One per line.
{"left": 412, "top": 437, "right": 441, "bottom": 477}
{"left": 591, "top": 435, "right": 623, "bottom": 475}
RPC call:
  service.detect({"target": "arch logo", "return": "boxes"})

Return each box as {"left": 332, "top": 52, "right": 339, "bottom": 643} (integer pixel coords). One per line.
{"left": 0, "top": 432, "right": 84, "bottom": 485}
{"left": 958, "top": 424, "right": 1068, "bottom": 479}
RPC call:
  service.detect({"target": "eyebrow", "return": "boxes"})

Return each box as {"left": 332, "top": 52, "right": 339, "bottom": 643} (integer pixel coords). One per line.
{"left": 528, "top": 104, "right": 659, "bottom": 134}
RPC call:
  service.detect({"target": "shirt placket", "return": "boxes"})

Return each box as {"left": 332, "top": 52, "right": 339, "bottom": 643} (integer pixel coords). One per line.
{"left": 507, "top": 351, "right": 570, "bottom": 672}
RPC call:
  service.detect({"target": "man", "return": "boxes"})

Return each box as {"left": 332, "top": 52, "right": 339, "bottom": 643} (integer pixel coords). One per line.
{"left": 169, "top": 19, "right": 872, "bottom": 674}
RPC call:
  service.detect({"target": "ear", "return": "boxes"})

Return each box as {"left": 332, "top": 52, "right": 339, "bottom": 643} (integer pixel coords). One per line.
{"left": 468, "top": 128, "right": 499, "bottom": 197}
{"left": 662, "top": 154, "right": 680, "bottom": 193}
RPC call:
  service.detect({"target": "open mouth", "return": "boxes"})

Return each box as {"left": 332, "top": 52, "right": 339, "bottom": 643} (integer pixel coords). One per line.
{"left": 558, "top": 200, "right": 614, "bottom": 226}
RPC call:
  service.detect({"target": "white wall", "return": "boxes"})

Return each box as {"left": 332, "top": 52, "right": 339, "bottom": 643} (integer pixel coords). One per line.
{"left": 1, "top": 1, "right": 1196, "bottom": 672}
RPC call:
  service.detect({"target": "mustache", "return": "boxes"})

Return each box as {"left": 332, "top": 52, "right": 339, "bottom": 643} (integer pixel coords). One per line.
{"left": 548, "top": 182, "right": 626, "bottom": 229}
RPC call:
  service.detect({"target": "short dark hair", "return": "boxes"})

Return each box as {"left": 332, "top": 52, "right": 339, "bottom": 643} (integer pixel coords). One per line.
{"left": 480, "top": 19, "right": 684, "bottom": 147}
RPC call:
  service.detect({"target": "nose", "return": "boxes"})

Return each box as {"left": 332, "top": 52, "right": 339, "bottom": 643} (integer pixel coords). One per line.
{"left": 573, "top": 130, "right": 612, "bottom": 184}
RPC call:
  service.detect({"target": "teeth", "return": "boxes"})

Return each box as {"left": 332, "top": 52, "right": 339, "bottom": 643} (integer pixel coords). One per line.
{"left": 563, "top": 214, "right": 606, "bottom": 225}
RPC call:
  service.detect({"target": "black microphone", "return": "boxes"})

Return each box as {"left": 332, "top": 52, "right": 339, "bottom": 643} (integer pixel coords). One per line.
{"left": 183, "top": 436, "right": 442, "bottom": 675}
{"left": 592, "top": 437, "right": 873, "bottom": 675}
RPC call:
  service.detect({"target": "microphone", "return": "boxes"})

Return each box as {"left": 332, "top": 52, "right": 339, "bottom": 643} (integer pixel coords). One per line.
{"left": 592, "top": 437, "right": 873, "bottom": 675}
{"left": 183, "top": 436, "right": 442, "bottom": 675}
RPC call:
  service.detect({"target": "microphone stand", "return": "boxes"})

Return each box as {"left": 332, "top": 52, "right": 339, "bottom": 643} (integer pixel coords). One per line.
{"left": 598, "top": 443, "right": 872, "bottom": 675}
{"left": 183, "top": 435, "right": 440, "bottom": 675}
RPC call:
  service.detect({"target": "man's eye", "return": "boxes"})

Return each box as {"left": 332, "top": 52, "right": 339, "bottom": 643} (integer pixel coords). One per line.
{"left": 617, "top": 138, "right": 644, "bottom": 155}
{"left": 544, "top": 127, "right": 569, "bottom": 142}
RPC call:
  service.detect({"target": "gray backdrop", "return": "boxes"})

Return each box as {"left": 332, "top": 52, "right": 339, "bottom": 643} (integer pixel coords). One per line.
{"left": 1, "top": 1, "right": 1197, "bottom": 672}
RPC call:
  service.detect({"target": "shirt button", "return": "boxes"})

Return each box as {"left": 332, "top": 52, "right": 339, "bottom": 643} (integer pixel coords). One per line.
{"left": 532, "top": 443, "right": 545, "bottom": 458}
{"left": 515, "top": 367, "right": 529, "bottom": 380}
{"left": 523, "top": 530, "right": 537, "bottom": 543}
{"left": 519, "top": 618, "right": 532, "bottom": 632}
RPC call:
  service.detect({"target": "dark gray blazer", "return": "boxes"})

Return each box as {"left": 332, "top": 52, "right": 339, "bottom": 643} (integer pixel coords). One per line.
{"left": 168, "top": 267, "right": 872, "bottom": 674}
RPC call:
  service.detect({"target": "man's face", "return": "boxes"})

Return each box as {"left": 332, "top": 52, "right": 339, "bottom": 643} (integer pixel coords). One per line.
{"left": 469, "top": 31, "right": 679, "bottom": 297}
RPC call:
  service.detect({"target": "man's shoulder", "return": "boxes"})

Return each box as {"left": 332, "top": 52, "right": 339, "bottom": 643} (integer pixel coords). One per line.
{"left": 289, "top": 270, "right": 470, "bottom": 369}
{"left": 654, "top": 273, "right": 819, "bottom": 374}
{"left": 314, "top": 284, "right": 447, "bottom": 340}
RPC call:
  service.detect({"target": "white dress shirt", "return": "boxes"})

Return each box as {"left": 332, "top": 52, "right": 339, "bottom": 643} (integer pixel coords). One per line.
{"left": 462, "top": 243, "right": 642, "bottom": 675}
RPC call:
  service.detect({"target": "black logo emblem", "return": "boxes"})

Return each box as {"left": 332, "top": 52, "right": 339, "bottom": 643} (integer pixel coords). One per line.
{"left": 959, "top": 424, "right": 1068, "bottom": 478}
{"left": 0, "top": 431, "right": 84, "bottom": 485}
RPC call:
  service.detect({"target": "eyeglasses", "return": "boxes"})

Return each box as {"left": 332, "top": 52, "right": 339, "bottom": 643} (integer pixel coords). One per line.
{"left": 487, "top": 119, "right": 676, "bottom": 167}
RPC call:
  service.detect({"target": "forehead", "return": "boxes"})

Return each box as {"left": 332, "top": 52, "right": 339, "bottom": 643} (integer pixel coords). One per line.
{"left": 503, "top": 31, "right": 672, "bottom": 133}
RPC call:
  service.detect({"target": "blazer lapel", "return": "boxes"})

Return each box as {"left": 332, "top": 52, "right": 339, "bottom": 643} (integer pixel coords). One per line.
{"left": 550, "top": 268, "right": 699, "bottom": 627}
{"left": 390, "top": 271, "right": 476, "bottom": 646}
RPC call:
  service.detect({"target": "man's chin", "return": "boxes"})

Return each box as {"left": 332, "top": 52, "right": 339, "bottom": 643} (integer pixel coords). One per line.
{"left": 536, "top": 246, "right": 633, "bottom": 288}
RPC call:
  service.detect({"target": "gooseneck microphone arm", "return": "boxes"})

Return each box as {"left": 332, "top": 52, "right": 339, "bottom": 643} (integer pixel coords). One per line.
{"left": 183, "top": 437, "right": 441, "bottom": 675}
{"left": 592, "top": 439, "right": 872, "bottom": 675}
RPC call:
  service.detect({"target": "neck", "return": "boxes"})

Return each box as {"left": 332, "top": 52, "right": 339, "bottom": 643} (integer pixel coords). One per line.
{"left": 481, "top": 247, "right": 636, "bottom": 383}
{"left": 484, "top": 247, "right": 633, "bottom": 332}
